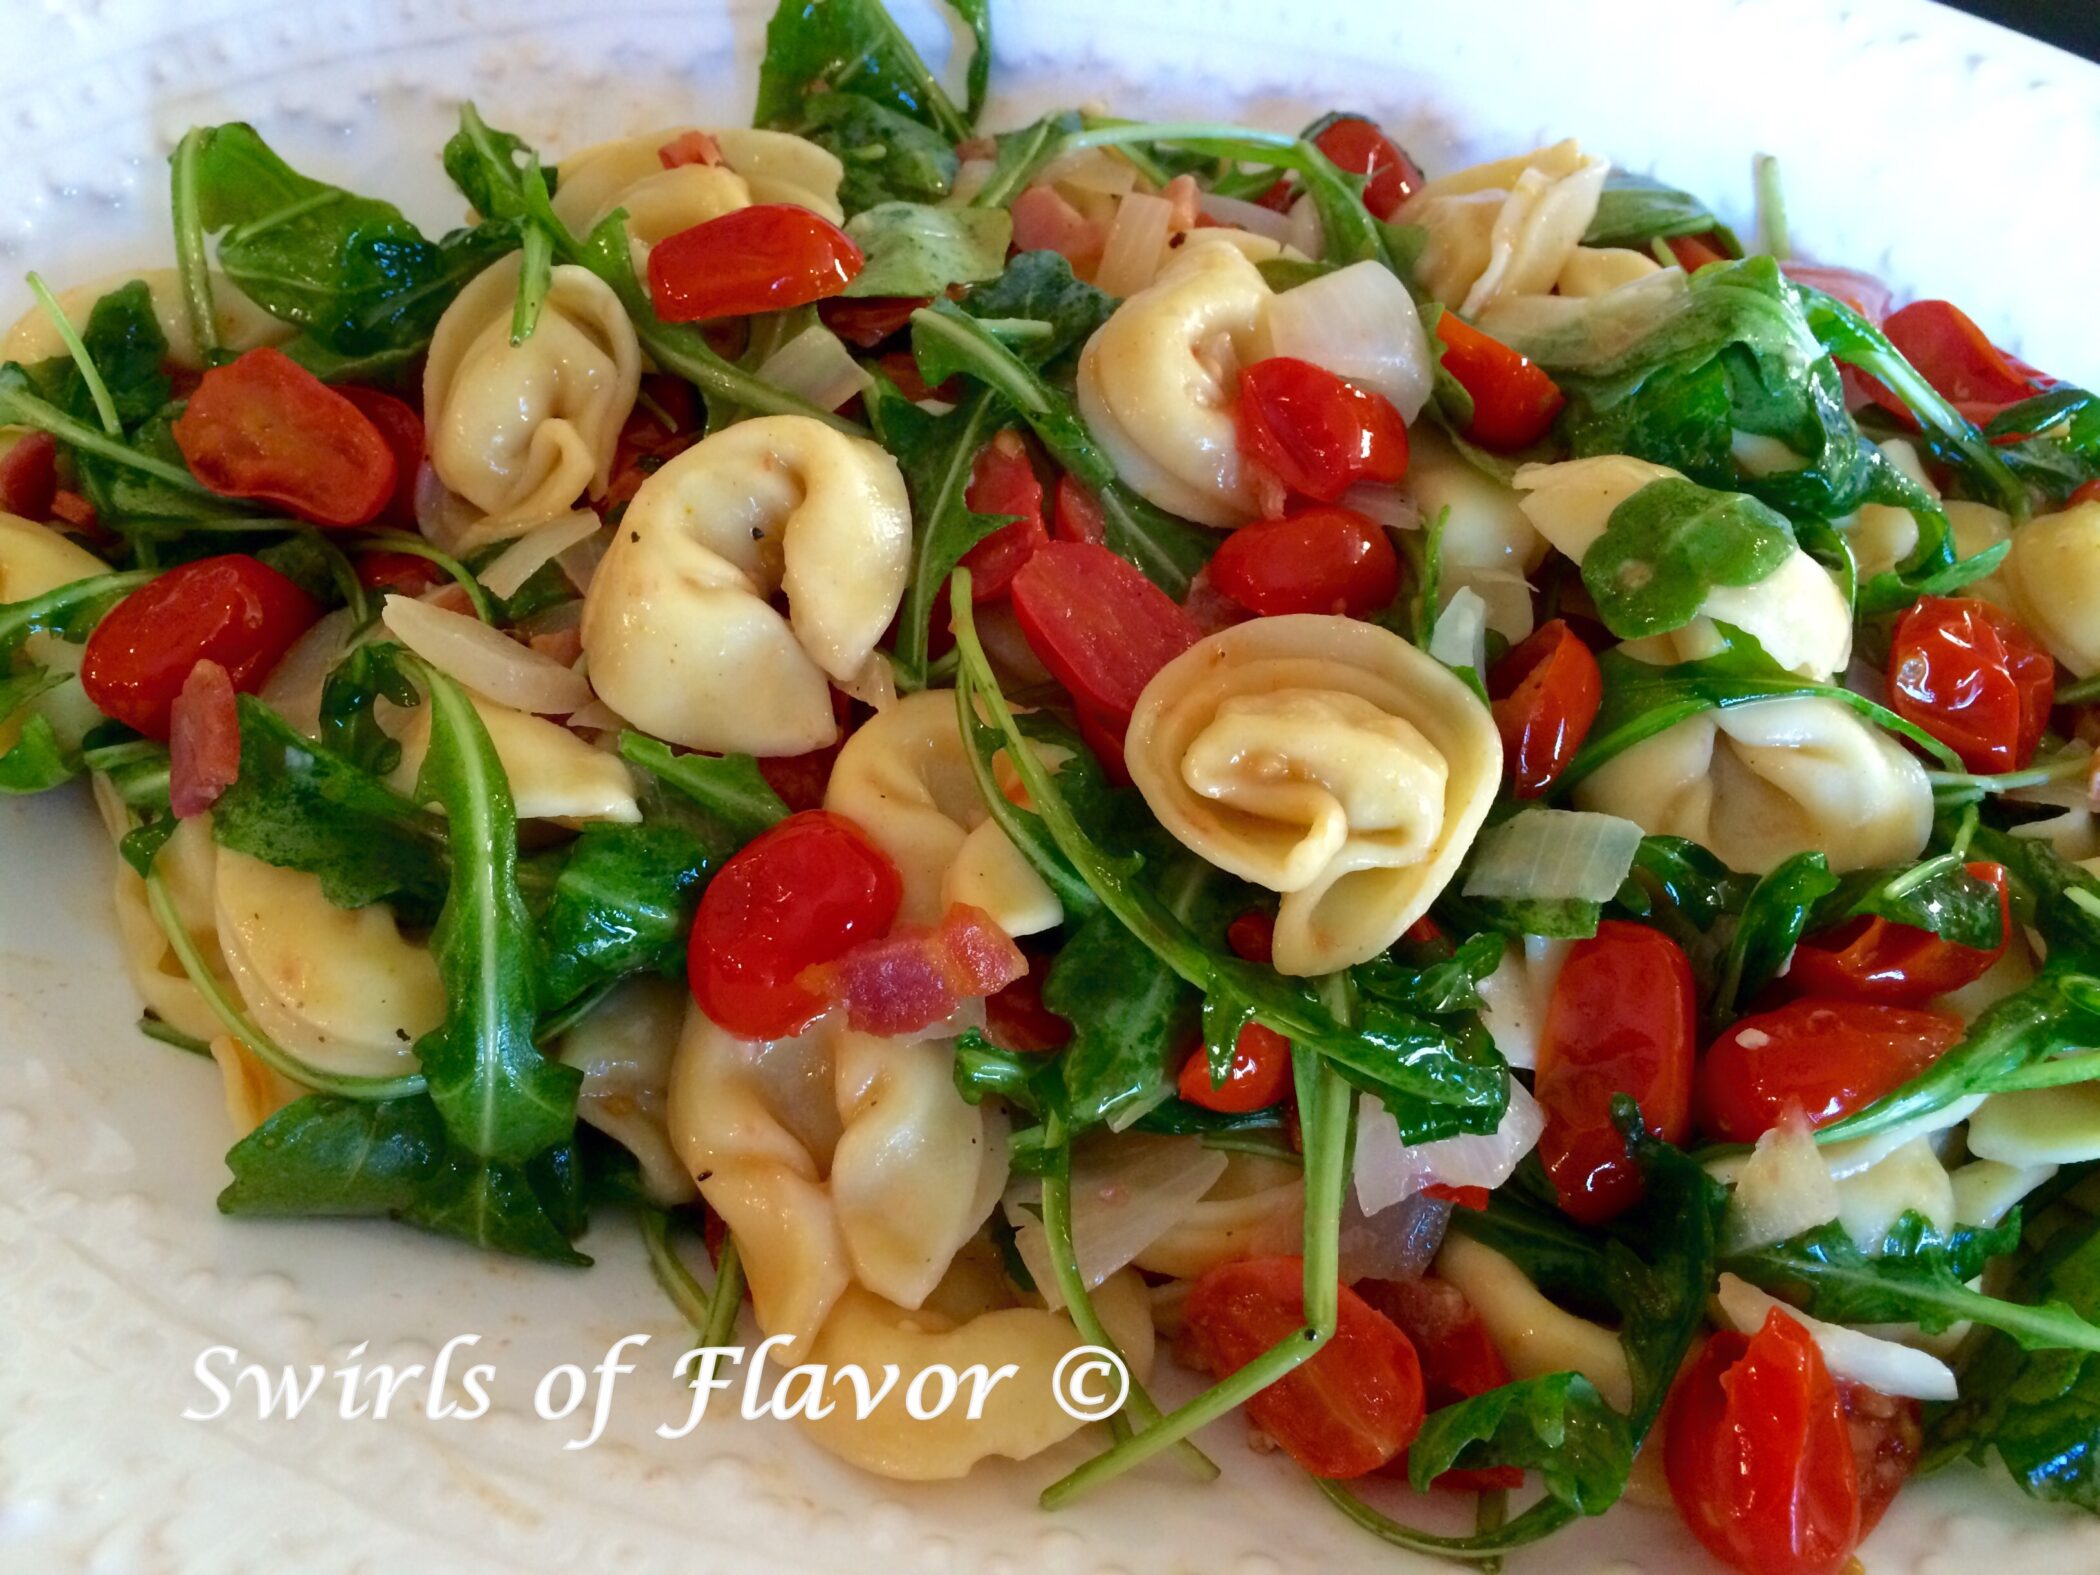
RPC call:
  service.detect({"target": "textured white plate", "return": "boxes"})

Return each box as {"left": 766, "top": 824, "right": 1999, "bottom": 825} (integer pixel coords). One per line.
{"left": 4, "top": 3, "right": 2100, "bottom": 1572}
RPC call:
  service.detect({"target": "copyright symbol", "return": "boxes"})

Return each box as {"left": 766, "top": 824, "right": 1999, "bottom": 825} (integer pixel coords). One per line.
{"left": 1051, "top": 1345, "right": 1128, "bottom": 1423}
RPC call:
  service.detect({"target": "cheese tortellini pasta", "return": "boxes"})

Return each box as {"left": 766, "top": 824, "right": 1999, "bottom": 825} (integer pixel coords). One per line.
{"left": 1407, "top": 424, "right": 1549, "bottom": 644}
{"left": 2, "top": 268, "right": 289, "bottom": 370}
{"left": 423, "top": 255, "right": 642, "bottom": 548}
{"left": 558, "top": 975, "right": 697, "bottom": 1207}
{"left": 1400, "top": 140, "right": 1611, "bottom": 316}
{"left": 581, "top": 415, "right": 911, "bottom": 757}
{"left": 2002, "top": 498, "right": 2100, "bottom": 677}
{"left": 549, "top": 131, "right": 753, "bottom": 262}
{"left": 1126, "top": 614, "right": 1502, "bottom": 975}
{"left": 0, "top": 515, "right": 112, "bottom": 757}
{"left": 383, "top": 689, "right": 640, "bottom": 824}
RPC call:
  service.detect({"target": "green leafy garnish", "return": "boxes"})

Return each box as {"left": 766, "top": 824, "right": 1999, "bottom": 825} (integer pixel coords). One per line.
{"left": 1581, "top": 475, "right": 1796, "bottom": 640}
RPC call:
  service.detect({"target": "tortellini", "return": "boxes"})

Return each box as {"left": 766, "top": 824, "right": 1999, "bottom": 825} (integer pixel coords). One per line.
{"left": 1514, "top": 454, "right": 1853, "bottom": 680}
{"left": 1555, "top": 246, "right": 1662, "bottom": 298}
{"left": 1126, "top": 615, "right": 1502, "bottom": 974}
{"left": 2, "top": 268, "right": 289, "bottom": 370}
{"left": 423, "top": 256, "right": 642, "bottom": 549}
{"left": 549, "top": 130, "right": 753, "bottom": 262}
{"left": 1074, "top": 237, "right": 1271, "bottom": 528}
{"left": 1572, "top": 696, "right": 1933, "bottom": 875}
{"left": 1129, "top": 1154, "right": 1304, "bottom": 1280}
{"left": 2002, "top": 499, "right": 2100, "bottom": 677}
{"left": 0, "top": 514, "right": 111, "bottom": 756}
{"left": 1400, "top": 140, "right": 1610, "bottom": 316}
{"left": 557, "top": 975, "right": 696, "bottom": 1207}
{"left": 95, "top": 786, "right": 225, "bottom": 1047}
{"left": 1407, "top": 424, "right": 1548, "bottom": 644}
{"left": 383, "top": 689, "right": 640, "bottom": 824}
{"left": 1437, "top": 1233, "right": 1631, "bottom": 1411}
{"left": 821, "top": 689, "right": 1059, "bottom": 934}
{"left": 581, "top": 415, "right": 911, "bottom": 757}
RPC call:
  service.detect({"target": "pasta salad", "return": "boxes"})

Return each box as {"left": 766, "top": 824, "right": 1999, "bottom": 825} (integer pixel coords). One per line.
{"left": 8, "top": 2, "right": 2100, "bottom": 1570}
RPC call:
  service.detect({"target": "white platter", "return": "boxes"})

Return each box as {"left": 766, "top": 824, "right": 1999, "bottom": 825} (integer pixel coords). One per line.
{"left": 3, "top": 2, "right": 2100, "bottom": 1571}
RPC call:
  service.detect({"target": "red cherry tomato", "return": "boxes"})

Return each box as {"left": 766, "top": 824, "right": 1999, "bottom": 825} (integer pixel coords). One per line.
{"left": 1178, "top": 1022, "right": 1294, "bottom": 1113}
{"left": 1887, "top": 596, "right": 2055, "bottom": 775}
{"left": 1788, "top": 861, "right": 2010, "bottom": 1006}
{"left": 819, "top": 294, "right": 931, "bottom": 349}
{"left": 1665, "top": 1310, "right": 1860, "bottom": 1575}
{"left": 79, "top": 554, "right": 320, "bottom": 740}
{"left": 334, "top": 385, "right": 424, "bottom": 527}
{"left": 1226, "top": 910, "right": 1276, "bottom": 964}
{"left": 1009, "top": 541, "right": 1201, "bottom": 738}
{"left": 0, "top": 430, "right": 60, "bottom": 521}
{"left": 1488, "top": 619, "right": 1602, "bottom": 798}
{"left": 648, "top": 205, "right": 864, "bottom": 322}
{"left": 600, "top": 374, "right": 704, "bottom": 514}
{"left": 1433, "top": 314, "right": 1565, "bottom": 451}
{"left": 1207, "top": 507, "right": 1400, "bottom": 618}
{"left": 1665, "top": 232, "right": 1730, "bottom": 272}
{"left": 1879, "top": 299, "right": 2049, "bottom": 425}
{"left": 1781, "top": 262, "right": 1894, "bottom": 326}
{"left": 2072, "top": 479, "right": 2100, "bottom": 509}
{"left": 1535, "top": 920, "right": 1696, "bottom": 1223}
{"left": 1841, "top": 1382, "right": 1922, "bottom": 1539}
{"left": 957, "top": 433, "right": 1048, "bottom": 601}
{"left": 1359, "top": 1275, "right": 1521, "bottom": 1492}
{"left": 354, "top": 551, "right": 448, "bottom": 597}
{"left": 1696, "top": 998, "right": 1965, "bottom": 1145}
{"left": 687, "top": 810, "right": 903, "bottom": 1040}
{"left": 1236, "top": 357, "right": 1410, "bottom": 506}
{"left": 984, "top": 949, "right": 1072, "bottom": 1053}
{"left": 1052, "top": 474, "right": 1108, "bottom": 546}
{"left": 1183, "top": 1256, "right": 1426, "bottom": 1479}
{"left": 170, "top": 347, "right": 396, "bottom": 527}
{"left": 1309, "top": 115, "right": 1422, "bottom": 220}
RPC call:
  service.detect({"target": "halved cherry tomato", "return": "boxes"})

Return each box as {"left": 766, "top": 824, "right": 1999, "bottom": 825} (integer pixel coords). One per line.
{"left": 80, "top": 554, "right": 320, "bottom": 740}
{"left": 1887, "top": 596, "right": 2055, "bottom": 775}
{"left": 984, "top": 949, "right": 1072, "bottom": 1053}
{"left": 1665, "top": 1309, "right": 1859, "bottom": 1575}
{"left": 1696, "top": 998, "right": 1965, "bottom": 1145}
{"left": 1010, "top": 185, "right": 1107, "bottom": 269}
{"left": 1432, "top": 314, "right": 1565, "bottom": 451}
{"left": 1227, "top": 910, "right": 1276, "bottom": 964}
{"left": 1358, "top": 1275, "right": 1521, "bottom": 1493}
{"left": 648, "top": 205, "right": 864, "bottom": 322}
{"left": 872, "top": 348, "right": 959, "bottom": 406}
{"left": 1309, "top": 115, "right": 1422, "bottom": 220}
{"left": 334, "top": 386, "right": 424, "bottom": 527}
{"left": 0, "top": 430, "right": 60, "bottom": 521}
{"left": 2072, "top": 478, "right": 2100, "bottom": 509}
{"left": 1052, "top": 474, "right": 1108, "bottom": 546}
{"left": 1178, "top": 1022, "right": 1293, "bottom": 1113}
{"left": 1665, "top": 232, "right": 1730, "bottom": 272}
{"left": 1877, "top": 299, "right": 2050, "bottom": 425}
{"left": 170, "top": 347, "right": 396, "bottom": 527}
{"left": 1236, "top": 357, "right": 1410, "bottom": 506}
{"left": 1207, "top": 507, "right": 1400, "bottom": 617}
{"left": 1841, "top": 1382, "right": 1922, "bottom": 1539}
{"left": 957, "top": 432, "right": 1048, "bottom": 600}
{"left": 1183, "top": 1256, "right": 1426, "bottom": 1479}
{"left": 1488, "top": 619, "right": 1602, "bottom": 798}
{"left": 1788, "top": 861, "right": 2010, "bottom": 1006}
{"left": 688, "top": 809, "right": 903, "bottom": 1040}
{"left": 819, "top": 294, "right": 931, "bottom": 349}
{"left": 1009, "top": 541, "right": 1201, "bottom": 739}
{"left": 1781, "top": 262, "right": 1894, "bottom": 326}
{"left": 1535, "top": 920, "right": 1695, "bottom": 1223}
{"left": 354, "top": 550, "right": 449, "bottom": 598}
{"left": 657, "top": 129, "right": 722, "bottom": 169}
{"left": 1423, "top": 1183, "right": 1489, "bottom": 1210}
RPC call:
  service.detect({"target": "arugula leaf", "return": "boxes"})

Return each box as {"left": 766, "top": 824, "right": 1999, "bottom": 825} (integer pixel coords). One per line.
{"left": 844, "top": 202, "right": 1011, "bottom": 299}
{"left": 1436, "top": 890, "right": 1602, "bottom": 940}
{"left": 219, "top": 1094, "right": 445, "bottom": 1216}
{"left": 36, "top": 280, "right": 171, "bottom": 429}
{"left": 1581, "top": 170, "right": 1739, "bottom": 252}
{"left": 318, "top": 641, "right": 419, "bottom": 777}
{"left": 1582, "top": 475, "right": 1796, "bottom": 640}
{"left": 1811, "top": 856, "right": 2007, "bottom": 953}
{"left": 0, "top": 712, "right": 78, "bottom": 793}
{"left": 968, "top": 112, "right": 1084, "bottom": 211}
{"left": 0, "top": 364, "right": 222, "bottom": 513}
{"left": 957, "top": 249, "right": 1117, "bottom": 367}
{"left": 617, "top": 732, "right": 788, "bottom": 844}
{"left": 402, "top": 1146, "right": 589, "bottom": 1265}
{"left": 792, "top": 92, "right": 957, "bottom": 213}
{"left": 1965, "top": 820, "right": 2100, "bottom": 961}
{"left": 1710, "top": 851, "right": 1838, "bottom": 1021}
{"left": 1049, "top": 892, "right": 1201, "bottom": 1133}
{"left": 403, "top": 662, "right": 581, "bottom": 1163}
{"left": 1353, "top": 931, "right": 1507, "bottom": 1016}
{"left": 1408, "top": 1372, "right": 1632, "bottom": 1513}
{"left": 753, "top": 0, "right": 982, "bottom": 141}
{"left": 1952, "top": 385, "right": 2100, "bottom": 508}
{"left": 0, "top": 568, "right": 153, "bottom": 794}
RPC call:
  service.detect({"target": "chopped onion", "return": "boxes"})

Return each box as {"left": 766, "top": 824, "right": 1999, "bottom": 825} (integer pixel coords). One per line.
{"left": 1476, "top": 936, "right": 1569, "bottom": 1071}
{"left": 480, "top": 509, "right": 603, "bottom": 599}
{"left": 757, "top": 324, "right": 873, "bottom": 413}
{"left": 412, "top": 461, "right": 484, "bottom": 557}
{"left": 1427, "top": 584, "right": 1488, "bottom": 675}
{"left": 1006, "top": 1133, "right": 1227, "bottom": 1308}
{"left": 258, "top": 608, "right": 357, "bottom": 739}
{"left": 565, "top": 699, "right": 628, "bottom": 733}
{"left": 1352, "top": 1084, "right": 1544, "bottom": 1217}
{"left": 1720, "top": 1110, "right": 1840, "bottom": 1252}
{"left": 834, "top": 651, "right": 898, "bottom": 712}
{"left": 1195, "top": 191, "right": 1296, "bottom": 245}
{"left": 1338, "top": 1190, "right": 1452, "bottom": 1284}
{"left": 1340, "top": 482, "right": 1419, "bottom": 533}
{"left": 1464, "top": 807, "right": 1645, "bottom": 903}
{"left": 1095, "top": 191, "right": 1173, "bottom": 298}
{"left": 1714, "top": 1274, "right": 1958, "bottom": 1401}
{"left": 558, "top": 530, "right": 608, "bottom": 595}
{"left": 1284, "top": 193, "right": 1324, "bottom": 262}
{"left": 381, "top": 593, "right": 592, "bottom": 714}
{"left": 1258, "top": 259, "right": 1433, "bottom": 419}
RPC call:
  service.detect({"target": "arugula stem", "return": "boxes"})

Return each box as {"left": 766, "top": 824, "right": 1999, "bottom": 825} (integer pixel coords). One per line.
{"left": 640, "top": 1207, "right": 745, "bottom": 1347}
{"left": 0, "top": 382, "right": 216, "bottom": 495}
{"left": 170, "top": 127, "right": 220, "bottom": 363}
{"left": 2057, "top": 674, "right": 2100, "bottom": 706}
{"left": 302, "top": 528, "right": 372, "bottom": 628}
{"left": 1753, "top": 154, "right": 1788, "bottom": 260}
{"left": 26, "top": 271, "right": 121, "bottom": 436}
{"left": 701, "top": 1236, "right": 745, "bottom": 1347}
{"left": 137, "top": 1014, "right": 213, "bottom": 1057}
{"left": 509, "top": 217, "right": 554, "bottom": 346}
{"left": 1313, "top": 1478, "right": 1574, "bottom": 1562}
{"left": 1928, "top": 750, "right": 2091, "bottom": 796}
{"left": 1996, "top": 1051, "right": 2100, "bottom": 1093}
{"left": 350, "top": 529, "right": 499, "bottom": 625}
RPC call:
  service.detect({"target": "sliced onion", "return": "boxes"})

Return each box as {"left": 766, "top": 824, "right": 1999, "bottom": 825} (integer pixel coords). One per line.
{"left": 1338, "top": 1190, "right": 1451, "bottom": 1284}
{"left": 1259, "top": 259, "right": 1432, "bottom": 419}
{"left": 1095, "top": 191, "right": 1173, "bottom": 298}
{"left": 412, "top": 461, "right": 483, "bottom": 557}
{"left": 558, "top": 530, "right": 608, "bottom": 595}
{"left": 1720, "top": 1110, "right": 1840, "bottom": 1252}
{"left": 1006, "top": 1133, "right": 1227, "bottom": 1308}
{"left": 480, "top": 509, "right": 603, "bottom": 599}
{"left": 1285, "top": 193, "right": 1324, "bottom": 262}
{"left": 1715, "top": 1274, "right": 1958, "bottom": 1401}
{"left": 1428, "top": 583, "right": 1488, "bottom": 674}
{"left": 259, "top": 608, "right": 357, "bottom": 740}
{"left": 381, "top": 593, "right": 592, "bottom": 714}
{"left": 1353, "top": 1085, "right": 1544, "bottom": 1217}
{"left": 757, "top": 324, "right": 873, "bottom": 413}
{"left": 1340, "top": 482, "right": 1419, "bottom": 533}
{"left": 1195, "top": 191, "right": 1295, "bottom": 245}
{"left": 1476, "top": 936, "right": 1569, "bottom": 1071}
{"left": 1464, "top": 807, "right": 1645, "bottom": 903}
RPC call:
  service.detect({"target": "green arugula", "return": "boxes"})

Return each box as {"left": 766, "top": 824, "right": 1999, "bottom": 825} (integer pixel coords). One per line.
{"left": 1406, "top": 1372, "right": 1630, "bottom": 1510}
{"left": 844, "top": 203, "right": 1011, "bottom": 297}
{"left": 968, "top": 111, "right": 1085, "bottom": 210}
{"left": 792, "top": 92, "right": 958, "bottom": 213}
{"left": 1709, "top": 851, "right": 1838, "bottom": 1022}
{"left": 617, "top": 732, "right": 788, "bottom": 843}
{"left": 318, "top": 641, "right": 420, "bottom": 777}
{"left": 957, "top": 248, "right": 1118, "bottom": 366}
{"left": 1581, "top": 475, "right": 1797, "bottom": 640}
{"left": 1811, "top": 855, "right": 2007, "bottom": 954}
{"left": 754, "top": 0, "right": 987, "bottom": 142}
{"left": 0, "top": 568, "right": 153, "bottom": 794}
{"left": 1581, "top": 169, "right": 1740, "bottom": 253}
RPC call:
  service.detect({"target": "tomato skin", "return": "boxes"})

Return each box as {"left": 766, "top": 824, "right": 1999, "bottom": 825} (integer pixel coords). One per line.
{"left": 957, "top": 433, "right": 1048, "bottom": 600}
{"left": 1236, "top": 357, "right": 1410, "bottom": 506}
{"left": 1052, "top": 474, "right": 1108, "bottom": 546}
{"left": 1309, "top": 115, "right": 1421, "bottom": 219}
{"left": 688, "top": 810, "right": 903, "bottom": 1040}
{"left": 648, "top": 205, "right": 864, "bottom": 322}
{"left": 79, "top": 554, "right": 320, "bottom": 741}
{"left": 1206, "top": 507, "right": 1399, "bottom": 618}
{"left": 1009, "top": 540, "right": 1201, "bottom": 736}
{"left": 1879, "top": 299, "right": 2048, "bottom": 424}
{"left": 334, "top": 386, "right": 424, "bottom": 527}
{"left": 2072, "top": 478, "right": 2100, "bottom": 509}
{"left": 1535, "top": 920, "right": 1696, "bottom": 1223}
{"left": 1358, "top": 1275, "right": 1521, "bottom": 1492}
{"left": 1183, "top": 1256, "right": 1426, "bottom": 1479}
{"left": 0, "top": 430, "right": 60, "bottom": 521}
{"left": 1787, "top": 861, "right": 2010, "bottom": 1006}
{"left": 819, "top": 294, "right": 930, "bottom": 349}
{"left": 1665, "top": 1310, "right": 1860, "bottom": 1575}
{"left": 1696, "top": 998, "right": 1965, "bottom": 1145}
{"left": 1665, "top": 232, "right": 1730, "bottom": 272}
{"left": 1781, "top": 262, "right": 1893, "bottom": 326}
{"left": 1887, "top": 596, "right": 2055, "bottom": 775}
{"left": 1178, "top": 1022, "right": 1294, "bottom": 1113}
{"left": 983, "top": 949, "right": 1072, "bottom": 1053}
{"left": 170, "top": 348, "right": 396, "bottom": 527}
{"left": 1488, "top": 619, "right": 1602, "bottom": 798}
{"left": 354, "top": 550, "right": 448, "bottom": 598}
{"left": 1840, "top": 1382, "right": 1921, "bottom": 1539}
{"left": 1227, "top": 910, "right": 1276, "bottom": 964}
{"left": 1433, "top": 315, "right": 1565, "bottom": 451}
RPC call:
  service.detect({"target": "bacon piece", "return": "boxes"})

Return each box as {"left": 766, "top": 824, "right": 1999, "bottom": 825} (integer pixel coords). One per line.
{"left": 799, "top": 904, "right": 1027, "bottom": 1035}
{"left": 658, "top": 130, "right": 723, "bottom": 169}
{"left": 0, "top": 431, "right": 59, "bottom": 521}
{"left": 1161, "top": 173, "right": 1202, "bottom": 234}
{"left": 169, "top": 659, "right": 241, "bottom": 819}
{"left": 528, "top": 625, "right": 584, "bottom": 667}
{"left": 1010, "top": 185, "right": 1108, "bottom": 269}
